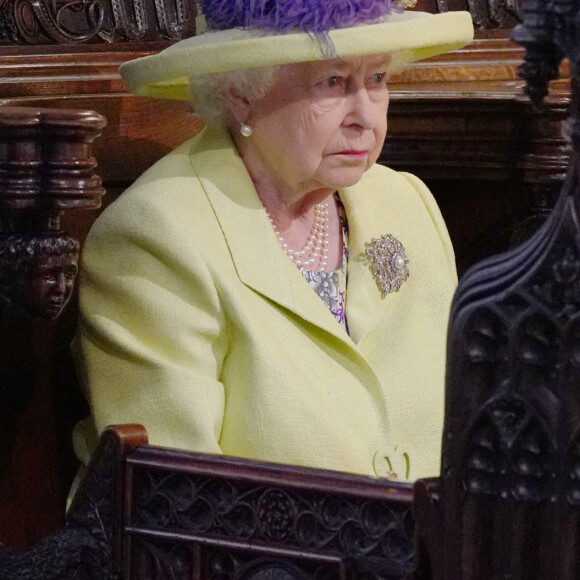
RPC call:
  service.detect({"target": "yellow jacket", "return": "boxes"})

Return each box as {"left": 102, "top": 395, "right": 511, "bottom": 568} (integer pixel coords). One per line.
{"left": 75, "top": 126, "right": 456, "bottom": 481}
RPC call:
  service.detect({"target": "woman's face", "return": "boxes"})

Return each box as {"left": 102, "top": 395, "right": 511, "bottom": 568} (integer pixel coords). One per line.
{"left": 235, "top": 54, "right": 391, "bottom": 200}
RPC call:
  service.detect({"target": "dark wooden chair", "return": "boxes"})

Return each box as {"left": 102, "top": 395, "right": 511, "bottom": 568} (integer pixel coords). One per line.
{"left": 1, "top": 0, "right": 580, "bottom": 578}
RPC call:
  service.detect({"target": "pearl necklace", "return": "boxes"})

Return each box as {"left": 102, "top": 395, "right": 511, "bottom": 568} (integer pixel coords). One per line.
{"left": 266, "top": 201, "right": 330, "bottom": 269}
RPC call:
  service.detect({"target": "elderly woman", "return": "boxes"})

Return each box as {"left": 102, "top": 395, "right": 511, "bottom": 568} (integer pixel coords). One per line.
{"left": 74, "top": 0, "right": 473, "bottom": 482}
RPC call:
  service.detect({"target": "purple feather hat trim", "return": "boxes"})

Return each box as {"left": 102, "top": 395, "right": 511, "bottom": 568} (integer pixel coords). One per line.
{"left": 200, "top": 0, "right": 396, "bottom": 34}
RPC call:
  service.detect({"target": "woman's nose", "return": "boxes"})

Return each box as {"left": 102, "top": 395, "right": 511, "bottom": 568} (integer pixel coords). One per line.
{"left": 347, "top": 88, "right": 379, "bottom": 129}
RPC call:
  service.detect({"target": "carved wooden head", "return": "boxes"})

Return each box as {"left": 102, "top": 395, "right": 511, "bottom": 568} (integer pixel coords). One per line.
{"left": 0, "top": 232, "right": 80, "bottom": 320}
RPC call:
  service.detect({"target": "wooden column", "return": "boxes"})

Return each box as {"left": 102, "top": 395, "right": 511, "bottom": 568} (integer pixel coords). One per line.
{"left": 0, "top": 107, "right": 105, "bottom": 548}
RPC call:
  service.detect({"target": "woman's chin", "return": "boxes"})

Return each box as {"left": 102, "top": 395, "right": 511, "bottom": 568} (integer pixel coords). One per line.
{"left": 319, "top": 168, "right": 368, "bottom": 190}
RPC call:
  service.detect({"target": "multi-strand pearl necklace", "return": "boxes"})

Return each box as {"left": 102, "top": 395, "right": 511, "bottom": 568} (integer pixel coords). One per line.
{"left": 266, "top": 201, "right": 330, "bottom": 269}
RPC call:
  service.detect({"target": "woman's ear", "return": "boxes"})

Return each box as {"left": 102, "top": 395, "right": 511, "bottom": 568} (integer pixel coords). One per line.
{"left": 226, "top": 87, "right": 252, "bottom": 125}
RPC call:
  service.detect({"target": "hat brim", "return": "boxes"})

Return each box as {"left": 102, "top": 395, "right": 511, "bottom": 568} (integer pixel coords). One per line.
{"left": 120, "top": 11, "right": 474, "bottom": 101}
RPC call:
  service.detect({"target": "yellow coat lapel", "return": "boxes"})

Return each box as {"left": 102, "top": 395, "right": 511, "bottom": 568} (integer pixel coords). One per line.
{"left": 339, "top": 184, "right": 385, "bottom": 346}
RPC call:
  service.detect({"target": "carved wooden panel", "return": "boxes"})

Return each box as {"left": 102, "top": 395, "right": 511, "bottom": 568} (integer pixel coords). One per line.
{"left": 0, "top": 0, "right": 196, "bottom": 44}
{"left": 1, "top": 425, "right": 419, "bottom": 579}
{"left": 436, "top": 0, "right": 522, "bottom": 28}
{"left": 0, "top": 0, "right": 534, "bottom": 46}
{"left": 123, "top": 447, "right": 417, "bottom": 579}
{"left": 435, "top": 171, "right": 580, "bottom": 579}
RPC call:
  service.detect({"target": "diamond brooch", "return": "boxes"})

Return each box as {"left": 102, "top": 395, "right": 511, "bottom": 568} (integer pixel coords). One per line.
{"left": 364, "top": 234, "right": 409, "bottom": 297}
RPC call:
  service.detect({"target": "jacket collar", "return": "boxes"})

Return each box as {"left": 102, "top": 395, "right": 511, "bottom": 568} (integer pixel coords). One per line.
{"left": 189, "top": 127, "right": 384, "bottom": 346}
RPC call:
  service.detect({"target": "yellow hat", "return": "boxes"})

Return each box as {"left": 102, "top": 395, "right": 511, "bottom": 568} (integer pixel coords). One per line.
{"left": 120, "top": 6, "right": 473, "bottom": 101}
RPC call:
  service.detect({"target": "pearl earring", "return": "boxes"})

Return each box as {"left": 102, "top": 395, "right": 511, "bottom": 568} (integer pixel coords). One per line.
{"left": 240, "top": 123, "right": 253, "bottom": 137}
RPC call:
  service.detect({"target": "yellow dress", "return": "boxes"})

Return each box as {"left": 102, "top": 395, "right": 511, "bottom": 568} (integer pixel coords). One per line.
{"left": 74, "top": 126, "right": 457, "bottom": 481}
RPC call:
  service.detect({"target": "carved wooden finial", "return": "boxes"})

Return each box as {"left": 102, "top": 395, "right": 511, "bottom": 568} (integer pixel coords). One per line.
{"left": 512, "top": 0, "right": 569, "bottom": 106}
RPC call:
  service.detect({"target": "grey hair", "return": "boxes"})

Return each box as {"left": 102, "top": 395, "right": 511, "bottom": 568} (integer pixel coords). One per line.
{"left": 388, "top": 50, "right": 413, "bottom": 77}
{"left": 188, "top": 51, "right": 412, "bottom": 129}
{"left": 189, "top": 66, "right": 281, "bottom": 129}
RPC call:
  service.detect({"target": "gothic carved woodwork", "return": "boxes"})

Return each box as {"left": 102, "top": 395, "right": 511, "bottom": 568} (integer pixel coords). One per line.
{"left": 1, "top": 424, "right": 419, "bottom": 579}
{"left": 0, "top": 0, "right": 196, "bottom": 44}
{"left": 413, "top": 0, "right": 580, "bottom": 577}
{"left": 434, "top": 165, "right": 580, "bottom": 579}
{"left": 0, "top": 0, "right": 529, "bottom": 46}
{"left": 122, "top": 444, "right": 417, "bottom": 579}
{"left": 0, "top": 106, "right": 105, "bottom": 320}
{"left": 434, "top": 0, "right": 521, "bottom": 26}
{"left": 436, "top": 0, "right": 522, "bottom": 28}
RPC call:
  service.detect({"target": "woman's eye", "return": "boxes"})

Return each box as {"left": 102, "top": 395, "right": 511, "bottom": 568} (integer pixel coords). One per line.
{"left": 327, "top": 76, "right": 339, "bottom": 87}
{"left": 374, "top": 72, "right": 387, "bottom": 83}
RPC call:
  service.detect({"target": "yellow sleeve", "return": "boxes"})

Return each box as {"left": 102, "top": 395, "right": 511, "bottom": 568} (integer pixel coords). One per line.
{"left": 75, "top": 189, "right": 228, "bottom": 459}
